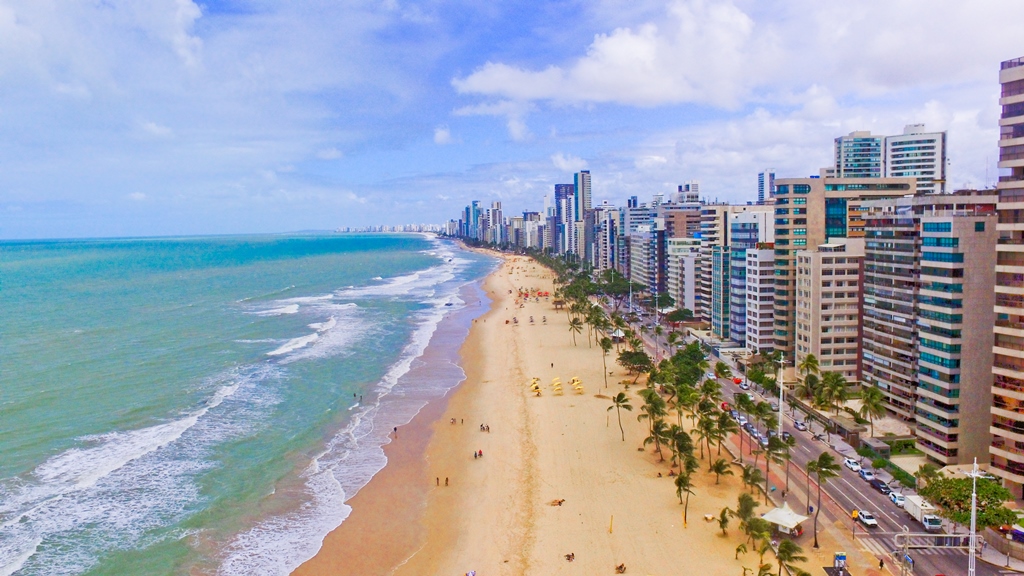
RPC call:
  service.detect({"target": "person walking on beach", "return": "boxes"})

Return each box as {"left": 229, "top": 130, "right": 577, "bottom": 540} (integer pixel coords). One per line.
{"left": 445, "top": 477, "right": 449, "bottom": 486}
{"left": 393, "top": 426, "right": 397, "bottom": 438}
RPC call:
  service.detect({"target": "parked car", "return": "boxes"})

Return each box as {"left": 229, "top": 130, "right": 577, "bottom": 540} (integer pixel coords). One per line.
{"left": 730, "top": 410, "right": 740, "bottom": 420}
{"left": 889, "top": 493, "right": 906, "bottom": 507}
{"left": 781, "top": 431, "right": 793, "bottom": 442}
{"left": 859, "top": 469, "right": 875, "bottom": 482}
{"left": 843, "top": 458, "right": 861, "bottom": 472}
{"left": 769, "top": 402, "right": 779, "bottom": 411}
{"left": 857, "top": 510, "right": 878, "bottom": 528}
{"left": 793, "top": 421, "right": 807, "bottom": 431}
{"left": 706, "top": 372, "right": 715, "bottom": 380}
{"left": 721, "top": 401, "right": 731, "bottom": 411}
{"left": 739, "top": 382, "right": 751, "bottom": 390}
{"left": 733, "top": 377, "right": 743, "bottom": 384}
{"left": 870, "top": 478, "right": 891, "bottom": 494}
{"left": 737, "top": 415, "right": 748, "bottom": 426}
{"left": 759, "top": 434, "right": 769, "bottom": 447}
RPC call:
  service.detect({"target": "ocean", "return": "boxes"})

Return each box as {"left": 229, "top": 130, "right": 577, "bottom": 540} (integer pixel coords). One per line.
{"left": 0, "top": 233, "right": 496, "bottom": 575}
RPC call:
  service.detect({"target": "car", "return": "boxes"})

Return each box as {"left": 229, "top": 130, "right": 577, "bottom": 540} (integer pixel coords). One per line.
{"left": 793, "top": 421, "right": 807, "bottom": 431}
{"left": 859, "top": 469, "right": 875, "bottom": 482}
{"left": 870, "top": 478, "right": 891, "bottom": 494}
{"left": 759, "top": 434, "right": 769, "bottom": 447}
{"left": 889, "top": 493, "right": 906, "bottom": 507}
{"left": 733, "top": 377, "right": 742, "bottom": 384}
{"left": 730, "top": 410, "right": 740, "bottom": 420}
{"left": 844, "top": 458, "right": 861, "bottom": 472}
{"left": 721, "top": 401, "right": 731, "bottom": 411}
{"left": 737, "top": 415, "right": 748, "bottom": 426}
{"left": 706, "top": 372, "right": 715, "bottom": 380}
{"left": 739, "top": 382, "right": 751, "bottom": 390}
{"left": 781, "top": 431, "right": 793, "bottom": 442}
{"left": 743, "top": 423, "right": 756, "bottom": 434}
{"left": 856, "top": 510, "right": 878, "bottom": 527}
{"left": 769, "top": 402, "right": 779, "bottom": 411}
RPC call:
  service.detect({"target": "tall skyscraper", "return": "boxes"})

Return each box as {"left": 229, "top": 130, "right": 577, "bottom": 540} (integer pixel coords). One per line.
{"left": 990, "top": 55, "right": 1024, "bottom": 494}
{"left": 884, "top": 125, "right": 947, "bottom": 195}
{"left": 757, "top": 170, "right": 775, "bottom": 204}
{"left": 772, "top": 175, "right": 914, "bottom": 364}
{"left": 835, "top": 131, "right": 884, "bottom": 178}
{"left": 554, "top": 184, "right": 576, "bottom": 255}
{"left": 574, "top": 170, "right": 591, "bottom": 216}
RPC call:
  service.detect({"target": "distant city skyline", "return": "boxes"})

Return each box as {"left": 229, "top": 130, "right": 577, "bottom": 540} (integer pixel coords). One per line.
{"left": 2, "top": 1, "right": 1024, "bottom": 239}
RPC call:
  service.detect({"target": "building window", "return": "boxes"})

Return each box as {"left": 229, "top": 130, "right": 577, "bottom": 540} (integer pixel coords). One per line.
{"left": 825, "top": 198, "right": 848, "bottom": 238}
{"left": 976, "top": 221, "right": 986, "bottom": 232}
{"left": 923, "top": 222, "right": 952, "bottom": 233}
{"left": 922, "top": 251, "right": 964, "bottom": 263}
{"left": 922, "top": 237, "right": 959, "bottom": 248}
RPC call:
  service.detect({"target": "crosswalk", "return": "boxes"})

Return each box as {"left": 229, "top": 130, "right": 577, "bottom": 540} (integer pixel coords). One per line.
{"left": 856, "top": 533, "right": 969, "bottom": 558}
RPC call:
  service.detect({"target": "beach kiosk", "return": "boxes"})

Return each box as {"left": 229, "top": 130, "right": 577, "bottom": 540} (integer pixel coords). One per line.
{"left": 761, "top": 502, "right": 807, "bottom": 537}
{"left": 610, "top": 329, "right": 626, "bottom": 343}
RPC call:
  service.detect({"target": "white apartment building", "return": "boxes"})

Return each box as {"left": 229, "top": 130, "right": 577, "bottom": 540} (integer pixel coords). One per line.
{"left": 885, "top": 124, "right": 947, "bottom": 195}
{"left": 667, "top": 237, "right": 702, "bottom": 314}
{"left": 745, "top": 247, "right": 776, "bottom": 353}
{"left": 795, "top": 241, "right": 864, "bottom": 383}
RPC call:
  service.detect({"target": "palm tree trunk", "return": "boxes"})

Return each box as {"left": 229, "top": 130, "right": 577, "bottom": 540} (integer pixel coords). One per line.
{"left": 617, "top": 408, "right": 624, "bottom": 441}
{"left": 814, "top": 483, "right": 822, "bottom": 549}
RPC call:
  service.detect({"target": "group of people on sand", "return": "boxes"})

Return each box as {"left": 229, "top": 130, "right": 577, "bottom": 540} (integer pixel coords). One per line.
{"left": 478, "top": 423, "right": 490, "bottom": 432}
{"left": 473, "top": 449, "right": 484, "bottom": 459}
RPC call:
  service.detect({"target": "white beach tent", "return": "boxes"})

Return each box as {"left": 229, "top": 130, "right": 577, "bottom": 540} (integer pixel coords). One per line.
{"left": 610, "top": 329, "right": 626, "bottom": 342}
{"left": 761, "top": 502, "right": 808, "bottom": 535}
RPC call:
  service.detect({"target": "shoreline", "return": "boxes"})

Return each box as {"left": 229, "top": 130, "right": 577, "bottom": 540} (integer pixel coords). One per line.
{"left": 291, "top": 250, "right": 504, "bottom": 576}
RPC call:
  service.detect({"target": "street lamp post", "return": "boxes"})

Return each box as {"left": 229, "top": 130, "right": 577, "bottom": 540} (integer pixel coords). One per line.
{"left": 963, "top": 458, "right": 981, "bottom": 576}
{"left": 776, "top": 358, "right": 785, "bottom": 439}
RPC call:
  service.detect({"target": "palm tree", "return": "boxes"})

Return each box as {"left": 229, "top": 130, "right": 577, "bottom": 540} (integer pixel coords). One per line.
{"left": 735, "top": 543, "right": 747, "bottom": 560}
{"left": 667, "top": 331, "right": 680, "bottom": 355}
{"left": 675, "top": 471, "right": 695, "bottom": 526}
{"left": 757, "top": 563, "right": 773, "bottom": 576}
{"left": 797, "top": 353, "right": 819, "bottom": 378}
{"left": 607, "top": 392, "right": 633, "bottom": 441}
{"left": 819, "top": 371, "right": 849, "bottom": 415}
{"left": 718, "top": 506, "right": 733, "bottom": 535}
{"left": 710, "top": 458, "right": 734, "bottom": 484}
{"left": 714, "top": 360, "right": 732, "bottom": 380}
{"left": 795, "top": 373, "right": 819, "bottom": 401}
{"left": 637, "top": 387, "right": 667, "bottom": 441}
{"left": 735, "top": 492, "right": 758, "bottom": 540}
{"left": 693, "top": 412, "right": 717, "bottom": 460}
{"left": 599, "top": 337, "right": 613, "bottom": 388}
{"left": 742, "top": 464, "right": 764, "bottom": 495}
{"left": 763, "top": 436, "right": 785, "bottom": 504}
{"left": 810, "top": 453, "right": 840, "bottom": 549}
{"left": 568, "top": 317, "right": 583, "bottom": 346}
{"left": 644, "top": 419, "right": 671, "bottom": 461}
{"left": 781, "top": 434, "right": 797, "bottom": 492}
{"left": 716, "top": 411, "right": 739, "bottom": 456}
{"left": 859, "top": 385, "right": 887, "bottom": 437}
{"left": 776, "top": 539, "right": 807, "bottom": 576}
{"left": 653, "top": 325, "right": 663, "bottom": 359}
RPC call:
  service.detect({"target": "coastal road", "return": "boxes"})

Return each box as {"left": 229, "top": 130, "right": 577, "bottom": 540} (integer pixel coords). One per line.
{"left": 710, "top": 354, "right": 1003, "bottom": 576}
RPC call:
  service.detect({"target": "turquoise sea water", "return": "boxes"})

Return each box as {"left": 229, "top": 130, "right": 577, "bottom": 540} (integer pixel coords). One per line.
{"left": 0, "top": 234, "right": 495, "bottom": 575}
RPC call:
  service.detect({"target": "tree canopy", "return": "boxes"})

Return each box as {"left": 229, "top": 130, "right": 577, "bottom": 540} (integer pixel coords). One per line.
{"left": 918, "top": 476, "right": 1018, "bottom": 529}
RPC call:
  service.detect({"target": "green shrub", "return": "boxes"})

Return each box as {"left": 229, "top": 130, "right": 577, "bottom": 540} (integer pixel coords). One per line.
{"left": 872, "top": 458, "right": 888, "bottom": 470}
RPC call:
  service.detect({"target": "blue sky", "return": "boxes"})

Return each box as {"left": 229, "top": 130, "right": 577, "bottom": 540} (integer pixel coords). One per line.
{"left": 1, "top": 0, "right": 1022, "bottom": 238}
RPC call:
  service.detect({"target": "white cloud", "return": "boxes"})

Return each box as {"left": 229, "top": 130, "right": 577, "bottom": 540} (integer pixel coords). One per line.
{"left": 141, "top": 121, "right": 173, "bottom": 137}
{"left": 453, "top": 0, "right": 1024, "bottom": 108}
{"left": 127, "top": 192, "right": 146, "bottom": 201}
{"left": 454, "top": 100, "right": 534, "bottom": 141}
{"left": 317, "top": 148, "right": 344, "bottom": 160}
{"left": 551, "top": 152, "right": 587, "bottom": 172}
{"left": 433, "top": 125, "right": 452, "bottom": 144}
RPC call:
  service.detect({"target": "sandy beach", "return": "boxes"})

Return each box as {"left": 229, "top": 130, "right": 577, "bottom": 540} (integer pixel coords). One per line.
{"left": 294, "top": 253, "right": 803, "bottom": 576}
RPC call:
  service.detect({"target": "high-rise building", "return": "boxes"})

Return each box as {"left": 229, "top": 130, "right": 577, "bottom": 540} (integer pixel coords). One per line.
{"left": 861, "top": 192, "right": 997, "bottom": 464}
{"left": 884, "top": 125, "right": 947, "bottom": 195}
{"left": 554, "top": 184, "right": 576, "bottom": 254}
{"left": 772, "top": 175, "right": 915, "bottom": 366}
{"left": 745, "top": 247, "right": 776, "bottom": 354}
{"left": 728, "top": 211, "right": 774, "bottom": 346}
{"left": 574, "top": 170, "right": 592, "bottom": 215}
{"left": 667, "top": 238, "right": 702, "bottom": 314}
{"left": 795, "top": 241, "right": 864, "bottom": 384}
{"left": 990, "top": 55, "right": 1024, "bottom": 493}
{"left": 835, "top": 131, "right": 884, "bottom": 179}
{"left": 758, "top": 170, "right": 775, "bottom": 204}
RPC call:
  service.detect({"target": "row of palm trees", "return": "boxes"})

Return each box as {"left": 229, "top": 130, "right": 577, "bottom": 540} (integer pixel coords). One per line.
{"left": 796, "top": 353, "right": 888, "bottom": 436}
{"left": 725, "top": 492, "right": 809, "bottom": 576}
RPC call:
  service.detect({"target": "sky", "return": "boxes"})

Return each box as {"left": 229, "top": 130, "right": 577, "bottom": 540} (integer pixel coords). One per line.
{"left": 1, "top": 0, "right": 1023, "bottom": 238}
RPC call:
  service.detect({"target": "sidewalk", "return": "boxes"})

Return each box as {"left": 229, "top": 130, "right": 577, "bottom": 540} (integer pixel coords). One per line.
{"left": 980, "top": 541, "right": 1024, "bottom": 572}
